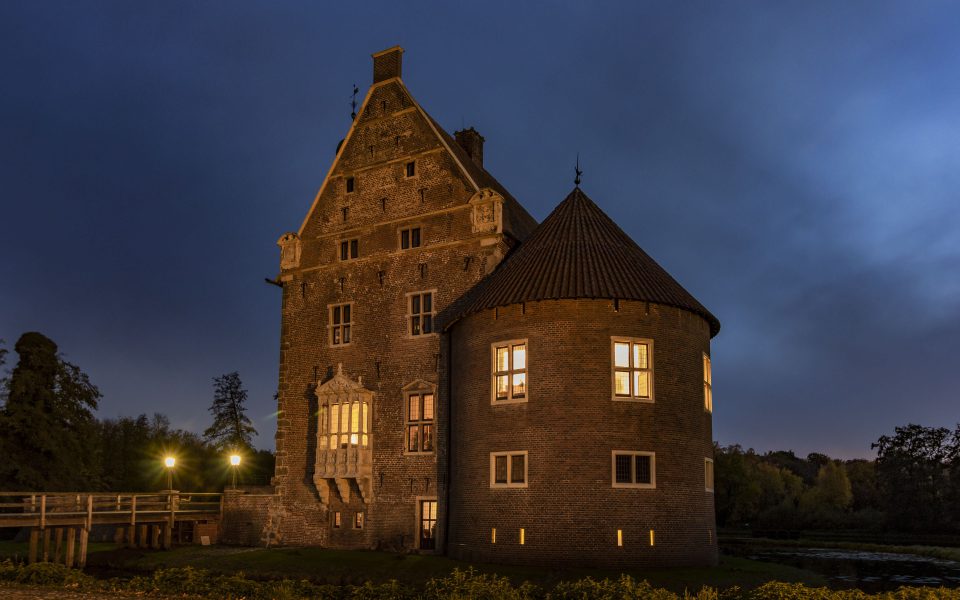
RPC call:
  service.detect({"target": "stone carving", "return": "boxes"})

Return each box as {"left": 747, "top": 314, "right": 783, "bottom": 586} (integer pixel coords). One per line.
{"left": 277, "top": 233, "right": 301, "bottom": 269}
{"left": 469, "top": 188, "right": 503, "bottom": 234}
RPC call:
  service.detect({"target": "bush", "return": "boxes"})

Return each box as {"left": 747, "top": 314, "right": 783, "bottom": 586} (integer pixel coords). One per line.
{"left": 425, "top": 567, "right": 542, "bottom": 600}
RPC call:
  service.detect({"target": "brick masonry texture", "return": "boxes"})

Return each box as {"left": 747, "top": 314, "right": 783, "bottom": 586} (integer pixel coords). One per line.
{"left": 233, "top": 47, "right": 720, "bottom": 569}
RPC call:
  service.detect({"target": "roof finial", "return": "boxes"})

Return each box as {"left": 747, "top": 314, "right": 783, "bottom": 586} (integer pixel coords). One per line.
{"left": 574, "top": 153, "right": 583, "bottom": 187}
{"left": 350, "top": 84, "right": 359, "bottom": 120}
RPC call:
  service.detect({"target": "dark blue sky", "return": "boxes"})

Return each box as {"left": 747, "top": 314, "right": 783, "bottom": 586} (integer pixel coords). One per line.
{"left": 2, "top": 2, "right": 958, "bottom": 458}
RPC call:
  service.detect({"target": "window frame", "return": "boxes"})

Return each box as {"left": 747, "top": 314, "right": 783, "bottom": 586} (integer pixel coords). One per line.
{"left": 610, "top": 337, "right": 654, "bottom": 402}
{"left": 345, "top": 176, "right": 355, "bottom": 194}
{"left": 490, "top": 339, "right": 528, "bottom": 405}
{"left": 332, "top": 511, "right": 341, "bottom": 528}
{"left": 354, "top": 511, "right": 364, "bottom": 529}
{"left": 404, "top": 160, "right": 416, "bottom": 178}
{"left": 406, "top": 290, "right": 437, "bottom": 338}
{"left": 338, "top": 238, "right": 359, "bottom": 262}
{"left": 611, "top": 451, "right": 656, "bottom": 489}
{"left": 489, "top": 451, "right": 528, "bottom": 489}
{"left": 416, "top": 496, "right": 438, "bottom": 552}
{"left": 705, "top": 458, "right": 715, "bottom": 492}
{"left": 404, "top": 389, "right": 436, "bottom": 455}
{"left": 703, "top": 353, "right": 713, "bottom": 413}
{"left": 399, "top": 225, "right": 423, "bottom": 250}
{"left": 328, "top": 302, "right": 353, "bottom": 347}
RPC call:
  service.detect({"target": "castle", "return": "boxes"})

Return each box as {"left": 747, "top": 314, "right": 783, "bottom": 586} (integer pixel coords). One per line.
{"left": 270, "top": 47, "right": 720, "bottom": 567}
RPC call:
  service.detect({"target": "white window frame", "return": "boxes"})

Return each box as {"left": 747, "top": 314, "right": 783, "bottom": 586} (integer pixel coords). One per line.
{"left": 491, "top": 339, "right": 528, "bottom": 405}
{"left": 406, "top": 290, "right": 437, "bottom": 338}
{"left": 703, "top": 353, "right": 713, "bottom": 413}
{"left": 328, "top": 302, "right": 353, "bottom": 347}
{"left": 611, "top": 337, "right": 654, "bottom": 402}
{"left": 490, "top": 451, "right": 528, "bottom": 488}
{"left": 611, "top": 451, "right": 656, "bottom": 489}
{"left": 338, "top": 238, "right": 359, "bottom": 262}
{"left": 705, "top": 458, "right": 715, "bottom": 492}
{"left": 404, "top": 389, "right": 435, "bottom": 455}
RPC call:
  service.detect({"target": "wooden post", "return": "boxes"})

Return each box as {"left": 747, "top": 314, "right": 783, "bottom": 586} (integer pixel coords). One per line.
{"left": 78, "top": 528, "right": 89, "bottom": 569}
{"left": 163, "top": 491, "right": 175, "bottom": 550}
{"left": 128, "top": 496, "right": 138, "bottom": 548}
{"left": 138, "top": 525, "right": 148, "bottom": 549}
{"left": 86, "top": 494, "right": 93, "bottom": 531}
{"left": 28, "top": 529, "right": 39, "bottom": 564}
{"left": 65, "top": 528, "right": 76, "bottom": 568}
{"left": 42, "top": 527, "right": 51, "bottom": 562}
{"left": 54, "top": 528, "right": 63, "bottom": 564}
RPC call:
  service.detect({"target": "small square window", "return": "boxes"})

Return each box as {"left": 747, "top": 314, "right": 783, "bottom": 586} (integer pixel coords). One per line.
{"left": 339, "top": 239, "right": 359, "bottom": 261}
{"left": 612, "top": 451, "right": 656, "bottom": 489}
{"left": 405, "top": 161, "right": 416, "bottom": 178}
{"left": 400, "top": 227, "right": 422, "bottom": 250}
{"left": 490, "top": 451, "right": 527, "bottom": 488}
{"left": 346, "top": 177, "right": 355, "bottom": 193}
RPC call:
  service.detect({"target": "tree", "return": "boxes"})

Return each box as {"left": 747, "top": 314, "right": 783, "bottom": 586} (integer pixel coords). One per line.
{"left": 204, "top": 372, "right": 257, "bottom": 451}
{"left": 0, "top": 332, "right": 101, "bottom": 490}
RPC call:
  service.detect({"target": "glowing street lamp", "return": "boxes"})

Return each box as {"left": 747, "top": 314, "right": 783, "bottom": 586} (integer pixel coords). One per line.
{"left": 229, "top": 454, "right": 241, "bottom": 489}
{"left": 164, "top": 456, "right": 176, "bottom": 490}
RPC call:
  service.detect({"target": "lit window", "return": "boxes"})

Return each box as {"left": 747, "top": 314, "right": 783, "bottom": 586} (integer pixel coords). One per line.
{"left": 705, "top": 458, "right": 714, "bottom": 492}
{"left": 490, "top": 451, "right": 527, "bottom": 488}
{"left": 419, "top": 500, "right": 437, "bottom": 550}
{"left": 408, "top": 291, "right": 434, "bottom": 336}
{"left": 354, "top": 512, "right": 364, "bottom": 529}
{"left": 329, "top": 303, "right": 352, "bottom": 346}
{"left": 406, "top": 391, "right": 435, "bottom": 453}
{"left": 612, "top": 451, "right": 656, "bottom": 489}
{"left": 339, "top": 239, "right": 359, "bottom": 261}
{"left": 319, "top": 397, "right": 369, "bottom": 449}
{"left": 346, "top": 177, "right": 355, "bottom": 193}
{"left": 703, "top": 353, "right": 713, "bottom": 413}
{"left": 400, "top": 226, "right": 422, "bottom": 250}
{"left": 491, "top": 528, "right": 496, "bottom": 544}
{"left": 611, "top": 337, "right": 653, "bottom": 401}
{"left": 405, "top": 161, "right": 416, "bottom": 177}
{"left": 333, "top": 511, "right": 341, "bottom": 528}
{"left": 492, "top": 340, "right": 527, "bottom": 403}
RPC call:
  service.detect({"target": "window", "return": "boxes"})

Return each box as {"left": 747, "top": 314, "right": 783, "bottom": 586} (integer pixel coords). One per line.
{"left": 346, "top": 177, "right": 355, "bottom": 193}
{"left": 339, "top": 239, "right": 358, "bottom": 261}
{"left": 705, "top": 458, "right": 715, "bottom": 492}
{"left": 329, "top": 303, "right": 352, "bottom": 346}
{"left": 703, "top": 353, "right": 713, "bottom": 413}
{"left": 405, "top": 161, "right": 416, "bottom": 178}
{"left": 333, "top": 511, "right": 341, "bottom": 528}
{"left": 354, "top": 512, "right": 364, "bottom": 529}
{"left": 611, "top": 338, "right": 653, "bottom": 401}
{"left": 419, "top": 500, "right": 437, "bottom": 550}
{"left": 319, "top": 397, "right": 369, "bottom": 449}
{"left": 492, "top": 340, "right": 527, "bottom": 403}
{"left": 400, "top": 226, "right": 421, "bottom": 250}
{"left": 406, "top": 392, "right": 434, "bottom": 453}
{"left": 408, "top": 291, "right": 434, "bottom": 336}
{"left": 612, "top": 451, "right": 656, "bottom": 489}
{"left": 490, "top": 451, "right": 528, "bottom": 488}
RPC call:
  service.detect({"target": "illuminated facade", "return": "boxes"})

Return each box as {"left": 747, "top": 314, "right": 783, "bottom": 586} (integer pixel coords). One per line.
{"left": 269, "top": 47, "right": 720, "bottom": 567}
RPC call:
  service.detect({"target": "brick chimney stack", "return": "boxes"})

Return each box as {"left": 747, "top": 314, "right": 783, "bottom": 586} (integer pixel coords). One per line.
{"left": 454, "top": 127, "right": 485, "bottom": 168}
{"left": 372, "top": 46, "right": 403, "bottom": 83}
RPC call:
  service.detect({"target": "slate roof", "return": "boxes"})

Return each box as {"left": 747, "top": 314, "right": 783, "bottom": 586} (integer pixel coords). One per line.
{"left": 440, "top": 187, "right": 721, "bottom": 337}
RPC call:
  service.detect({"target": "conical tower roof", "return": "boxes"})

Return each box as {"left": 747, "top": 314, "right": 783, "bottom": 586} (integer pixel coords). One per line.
{"left": 441, "top": 187, "right": 720, "bottom": 337}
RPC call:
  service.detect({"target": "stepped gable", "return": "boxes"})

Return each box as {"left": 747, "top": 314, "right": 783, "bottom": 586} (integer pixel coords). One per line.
{"left": 441, "top": 186, "right": 721, "bottom": 337}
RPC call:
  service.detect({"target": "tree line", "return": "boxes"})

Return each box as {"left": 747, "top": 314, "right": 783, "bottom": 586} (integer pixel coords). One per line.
{"left": 715, "top": 422, "right": 960, "bottom": 533}
{"left": 0, "top": 332, "right": 273, "bottom": 492}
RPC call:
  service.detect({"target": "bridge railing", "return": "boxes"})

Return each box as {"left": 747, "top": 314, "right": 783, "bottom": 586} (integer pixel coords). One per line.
{"left": 0, "top": 492, "right": 222, "bottom": 528}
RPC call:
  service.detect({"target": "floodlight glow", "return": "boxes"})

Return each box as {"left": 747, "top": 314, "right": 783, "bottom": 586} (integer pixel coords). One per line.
{"left": 164, "top": 456, "right": 176, "bottom": 468}
{"left": 230, "top": 454, "right": 241, "bottom": 466}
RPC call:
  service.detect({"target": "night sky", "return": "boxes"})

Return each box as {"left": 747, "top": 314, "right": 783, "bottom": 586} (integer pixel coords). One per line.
{"left": 2, "top": 2, "right": 958, "bottom": 458}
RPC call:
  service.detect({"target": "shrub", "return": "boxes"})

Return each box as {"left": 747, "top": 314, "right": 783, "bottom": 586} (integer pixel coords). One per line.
{"left": 548, "top": 575, "right": 678, "bottom": 600}
{"left": 425, "top": 567, "right": 542, "bottom": 600}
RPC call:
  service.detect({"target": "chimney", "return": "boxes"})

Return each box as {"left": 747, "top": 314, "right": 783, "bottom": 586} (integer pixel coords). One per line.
{"left": 454, "top": 127, "right": 485, "bottom": 168}
{"left": 372, "top": 46, "right": 403, "bottom": 83}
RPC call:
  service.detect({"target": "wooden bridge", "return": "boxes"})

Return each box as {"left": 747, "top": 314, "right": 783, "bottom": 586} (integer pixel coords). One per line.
{"left": 0, "top": 492, "right": 222, "bottom": 567}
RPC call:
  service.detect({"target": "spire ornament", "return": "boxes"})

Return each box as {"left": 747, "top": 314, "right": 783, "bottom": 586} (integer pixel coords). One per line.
{"left": 574, "top": 154, "right": 583, "bottom": 187}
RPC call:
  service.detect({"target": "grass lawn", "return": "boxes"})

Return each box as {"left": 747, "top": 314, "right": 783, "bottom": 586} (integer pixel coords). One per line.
{"left": 75, "top": 544, "right": 826, "bottom": 592}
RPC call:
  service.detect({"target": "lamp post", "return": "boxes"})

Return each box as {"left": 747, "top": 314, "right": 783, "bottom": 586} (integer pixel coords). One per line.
{"left": 229, "top": 454, "right": 241, "bottom": 490}
{"left": 164, "top": 456, "right": 176, "bottom": 490}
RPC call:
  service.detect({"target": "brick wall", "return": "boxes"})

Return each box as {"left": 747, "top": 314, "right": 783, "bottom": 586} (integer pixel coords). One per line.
{"left": 447, "top": 299, "right": 718, "bottom": 568}
{"left": 220, "top": 491, "right": 278, "bottom": 546}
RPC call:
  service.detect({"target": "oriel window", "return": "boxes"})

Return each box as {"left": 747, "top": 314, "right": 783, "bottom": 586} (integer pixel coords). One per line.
{"left": 408, "top": 291, "right": 434, "bottom": 336}
{"left": 329, "top": 303, "right": 352, "bottom": 346}
{"left": 612, "top": 338, "right": 653, "bottom": 401}
{"left": 319, "top": 398, "right": 369, "bottom": 450}
{"left": 406, "top": 392, "right": 435, "bottom": 453}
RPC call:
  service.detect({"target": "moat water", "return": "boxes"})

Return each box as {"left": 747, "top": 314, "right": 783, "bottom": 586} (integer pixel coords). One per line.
{"left": 723, "top": 545, "right": 960, "bottom": 592}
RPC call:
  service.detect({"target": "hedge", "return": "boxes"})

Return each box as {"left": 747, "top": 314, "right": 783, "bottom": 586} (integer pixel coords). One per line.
{"left": 1, "top": 561, "right": 958, "bottom": 599}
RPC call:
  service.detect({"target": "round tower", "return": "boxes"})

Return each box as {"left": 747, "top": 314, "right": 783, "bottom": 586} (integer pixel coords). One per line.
{"left": 440, "top": 187, "right": 720, "bottom": 568}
